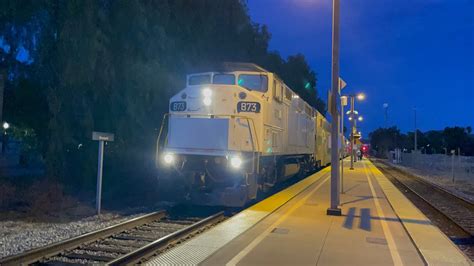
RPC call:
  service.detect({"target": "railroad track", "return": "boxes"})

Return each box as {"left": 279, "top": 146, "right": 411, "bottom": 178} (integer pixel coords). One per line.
{"left": 0, "top": 211, "right": 225, "bottom": 265}
{"left": 372, "top": 160, "right": 474, "bottom": 236}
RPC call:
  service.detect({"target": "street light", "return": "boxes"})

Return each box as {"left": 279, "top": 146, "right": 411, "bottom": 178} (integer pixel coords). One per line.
{"left": 2, "top": 122, "right": 9, "bottom": 154}
{"left": 358, "top": 116, "right": 363, "bottom": 121}
{"left": 345, "top": 94, "right": 365, "bottom": 170}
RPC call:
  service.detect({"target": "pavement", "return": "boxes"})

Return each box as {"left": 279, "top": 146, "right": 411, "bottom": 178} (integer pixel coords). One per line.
{"left": 146, "top": 159, "right": 471, "bottom": 266}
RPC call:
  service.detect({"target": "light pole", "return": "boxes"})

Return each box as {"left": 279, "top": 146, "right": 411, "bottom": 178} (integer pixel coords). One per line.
{"left": 2, "top": 121, "right": 9, "bottom": 154}
{"left": 327, "top": 0, "right": 341, "bottom": 216}
{"left": 350, "top": 97, "right": 355, "bottom": 169}
{"left": 345, "top": 93, "right": 364, "bottom": 169}
{"left": 340, "top": 96, "right": 347, "bottom": 194}
{"left": 414, "top": 107, "right": 418, "bottom": 152}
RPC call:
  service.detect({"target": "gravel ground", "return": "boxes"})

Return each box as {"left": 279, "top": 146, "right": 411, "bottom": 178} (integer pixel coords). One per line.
{"left": 0, "top": 212, "right": 146, "bottom": 259}
{"left": 383, "top": 160, "right": 474, "bottom": 203}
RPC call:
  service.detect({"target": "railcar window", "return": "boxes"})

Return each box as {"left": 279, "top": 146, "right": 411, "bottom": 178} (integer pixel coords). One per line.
{"left": 273, "top": 80, "right": 282, "bottom": 102}
{"left": 284, "top": 87, "right": 292, "bottom": 101}
{"left": 305, "top": 105, "right": 312, "bottom": 116}
{"left": 238, "top": 74, "right": 268, "bottom": 92}
{"left": 213, "top": 74, "right": 235, "bottom": 85}
{"left": 273, "top": 80, "right": 277, "bottom": 96}
{"left": 189, "top": 74, "right": 211, "bottom": 85}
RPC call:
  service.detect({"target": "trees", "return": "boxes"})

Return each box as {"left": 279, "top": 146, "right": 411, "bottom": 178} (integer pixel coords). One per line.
{"left": 369, "top": 126, "right": 474, "bottom": 156}
{"left": 1, "top": 0, "right": 326, "bottom": 200}
{"left": 369, "top": 127, "right": 404, "bottom": 157}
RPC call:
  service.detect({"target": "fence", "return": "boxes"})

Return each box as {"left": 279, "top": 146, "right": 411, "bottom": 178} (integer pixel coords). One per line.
{"left": 397, "top": 152, "right": 474, "bottom": 188}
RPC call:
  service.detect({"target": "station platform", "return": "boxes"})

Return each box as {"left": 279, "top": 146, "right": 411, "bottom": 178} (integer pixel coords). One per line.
{"left": 147, "top": 160, "right": 471, "bottom": 266}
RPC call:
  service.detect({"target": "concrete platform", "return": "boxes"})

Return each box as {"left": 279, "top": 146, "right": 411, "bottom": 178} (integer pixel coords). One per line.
{"left": 147, "top": 160, "right": 471, "bottom": 266}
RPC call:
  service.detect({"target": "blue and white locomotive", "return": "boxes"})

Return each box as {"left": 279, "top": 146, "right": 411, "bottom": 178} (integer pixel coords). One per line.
{"left": 156, "top": 63, "right": 332, "bottom": 206}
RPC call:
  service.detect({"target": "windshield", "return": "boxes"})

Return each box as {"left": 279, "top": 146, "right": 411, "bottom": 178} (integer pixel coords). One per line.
{"left": 238, "top": 74, "right": 268, "bottom": 92}
{"left": 213, "top": 74, "right": 235, "bottom": 85}
{"left": 188, "top": 74, "right": 211, "bottom": 85}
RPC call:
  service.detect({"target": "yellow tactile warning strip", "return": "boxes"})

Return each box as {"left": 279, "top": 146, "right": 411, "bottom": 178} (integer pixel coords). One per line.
{"left": 247, "top": 167, "right": 330, "bottom": 212}
{"left": 145, "top": 167, "right": 331, "bottom": 266}
{"left": 367, "top": 160, "right": 472, "bottom": 266}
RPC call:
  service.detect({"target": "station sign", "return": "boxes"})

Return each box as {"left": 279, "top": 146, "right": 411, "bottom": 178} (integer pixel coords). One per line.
{"left": 92, "top": 131, "right": 115, "bottom": 142}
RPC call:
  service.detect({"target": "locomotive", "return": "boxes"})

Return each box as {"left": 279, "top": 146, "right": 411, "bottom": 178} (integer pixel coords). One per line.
{"left": 156, "top": 63, "right": 333, "bottom": 207}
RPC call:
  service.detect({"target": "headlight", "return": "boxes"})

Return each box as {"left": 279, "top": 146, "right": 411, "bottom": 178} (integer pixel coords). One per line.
{"left": 163, "top": 153, "right": 174, "bottom": 165}
{"left": 230, "top": 156, "right": 242, "bottom": 168}
{"left": 202, "top": 88, "right": 212, "bottom": 106}
{"left": 202, "top": 88, "right": 212, "bottom": 97}
{"left": 203, "top": 97, "right": 212, "bottom": 106}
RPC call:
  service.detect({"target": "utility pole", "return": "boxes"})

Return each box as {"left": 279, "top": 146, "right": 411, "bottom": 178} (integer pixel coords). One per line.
{"left": 383, "top": 103, "right": 389, "bottom": 127}
{"left": 414, "top": 107, "right": 417, "bottom": 152}
{"left": 340, "top": 96, "right": 347, "bottom": 194}
{"left": 327, "top": 0, "right": 341, "bottom": 216}
{"left": 350, "top": 96, "right": 355, "bottom": 170}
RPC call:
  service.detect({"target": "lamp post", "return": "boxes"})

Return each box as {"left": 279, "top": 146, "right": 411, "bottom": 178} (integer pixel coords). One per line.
{"left": 344, "top": 93, "right": 364, "bottom": 170}
{"left": 327, "top": 0, "right": 341, "bottom": 216}
{"left": 340, "top": 96, "right": 347, "bottom": 194}
{"left": 2, "top": 121, "right": 9, "bottom": 154}
{"left": 414, "top": 107, "right": 418, "bottom": 152}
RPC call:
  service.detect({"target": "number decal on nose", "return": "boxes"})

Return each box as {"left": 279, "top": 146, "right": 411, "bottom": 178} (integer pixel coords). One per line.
{"left": 237, "top": 102, "right": 261, "bottom": 113}
{"left": 170, "top": 101, "right": 187, "bottom": 111}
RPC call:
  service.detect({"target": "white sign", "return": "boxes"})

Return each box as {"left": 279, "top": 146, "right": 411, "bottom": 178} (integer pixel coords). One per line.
{"left": 92, "top": 131, "right": 115, "bottom": 142}
{"left": 341, "top": 96, "right": 348, "bottom": 106}
{"left": 339, "top": 77, "right": 347, "bottom": 92}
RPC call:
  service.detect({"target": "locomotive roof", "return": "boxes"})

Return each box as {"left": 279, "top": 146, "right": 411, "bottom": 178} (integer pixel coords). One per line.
{"left": 220, "top": 62, "right": 269, "bottom": 72}
{"left": 190, "top": 62, "right": 270, "bottom": 74}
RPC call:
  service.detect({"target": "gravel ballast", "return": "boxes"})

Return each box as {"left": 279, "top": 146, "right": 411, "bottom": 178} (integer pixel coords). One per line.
{"left": 0, "top": 212, "right": 145, "bottom": 259}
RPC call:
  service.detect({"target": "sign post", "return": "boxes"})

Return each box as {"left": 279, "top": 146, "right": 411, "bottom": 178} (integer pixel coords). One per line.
{"left": 92, "top": 131, "right": 114, "bottom": 216}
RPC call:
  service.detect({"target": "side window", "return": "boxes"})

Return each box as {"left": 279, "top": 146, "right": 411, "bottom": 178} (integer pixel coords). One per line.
{"left": 273, "top": 80, "right": 277, "bottom": 98}
{"left": 305, "top": 105, "right": 312, "bottom": 116}
{"left": 272, "top": 132, "right": 278, "bottom": 147}
{"left": 280, "top": 85, "right": 284, "bottom": 101}
{"left": 284, "top": 87, "right": 292, "bottom": 101}
{"left": 273, "top": 80, "right": 282, "bottom": 102}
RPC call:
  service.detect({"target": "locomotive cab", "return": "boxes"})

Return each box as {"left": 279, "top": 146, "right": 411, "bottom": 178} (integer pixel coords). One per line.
{"left": 158, "top": 66, "right": 270, "bottom": 206}
{"left": 156, "top": 63, "right": 327, "bottom": 207}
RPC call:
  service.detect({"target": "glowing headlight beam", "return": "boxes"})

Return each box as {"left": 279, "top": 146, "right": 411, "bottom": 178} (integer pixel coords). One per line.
{"left": 202, "top": 88, "right": 212, "bottom": 106}
{"left": 230, "top": 156, "right": 242, "bottom": 168}
{"left": 163, "top": 153, "right": 174, "bottom": 164}
{"left": 203, "top": 97, "right": 212, "bottom": 106}
{"left": 202, "top": 88, "right": 212, "bottom": 97}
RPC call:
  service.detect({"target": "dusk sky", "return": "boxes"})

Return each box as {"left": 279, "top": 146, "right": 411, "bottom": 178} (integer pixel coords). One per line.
{"left": 248, "top": 0, "right": 474, "bottom": 135}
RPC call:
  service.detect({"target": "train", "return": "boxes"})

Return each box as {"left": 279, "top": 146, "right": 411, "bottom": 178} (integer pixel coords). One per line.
{"left": 156, "top": 63, "right": 341, "bottom": 207}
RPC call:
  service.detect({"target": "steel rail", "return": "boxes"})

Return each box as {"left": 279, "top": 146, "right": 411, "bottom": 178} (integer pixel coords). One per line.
{"left": 377, "top": 159, "right": 473, "bottom": 206}
{"left": 372, "top": 160, "right": 474, "bottom": 236}
{"left": 0, "top": 211, "right": 166, "bottom": 266}
{"left": 107, "top": 211, "right": 225, "bottom": 265}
